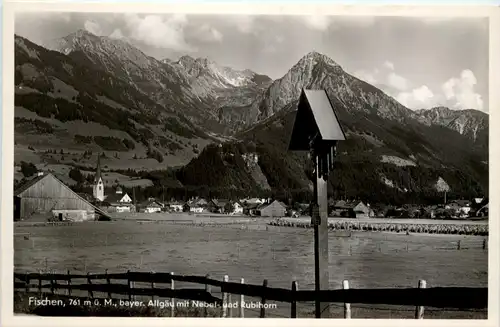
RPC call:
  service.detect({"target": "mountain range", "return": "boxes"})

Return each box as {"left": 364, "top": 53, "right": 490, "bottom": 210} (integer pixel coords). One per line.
{"left": 14, "top": 30, "right": 489, "bottom": 204}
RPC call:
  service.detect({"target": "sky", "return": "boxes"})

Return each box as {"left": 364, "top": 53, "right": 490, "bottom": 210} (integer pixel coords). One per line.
{"left": 15, "top": 12, "right": 489, "bottom": 112}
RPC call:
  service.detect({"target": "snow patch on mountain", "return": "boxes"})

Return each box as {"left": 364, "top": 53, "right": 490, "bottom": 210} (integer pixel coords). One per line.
{"left": 380, "top": 155, "right": 417, "bottom": 167}
{"left": 380, "top": 175, "right": 395, "bottom": 188}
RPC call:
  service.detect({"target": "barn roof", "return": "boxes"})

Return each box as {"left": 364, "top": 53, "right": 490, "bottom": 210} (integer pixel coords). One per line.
{"left": 333, "top": 200, "right": 365, "bottom": 209}
{"left": 259, "top": 200, "right": 287, "bottom": 211}
{"left": 451, "top": 200, "right": 471, "bottom": 207}
{"left": 105, "top": 193, "right": 129, "bottom": 204}
{"left": 243, "top": 203, "right": 261, "bottom": 209}
{"left": 14, "top": 173, "right": 47, "bottom": 197}
{"left": 142, "top": 200, "right": 161, "bottom": 208}
{"left": 169, "top": 201, "right": 185, "bottom": 206}
{"left": 15, "top": 172, "right": 110, "bottom": 218}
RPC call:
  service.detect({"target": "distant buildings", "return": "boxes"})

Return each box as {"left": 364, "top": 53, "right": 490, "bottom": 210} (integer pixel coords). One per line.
{"left": 169, "top": 201, "right": 185, "bottom": 212}
{"left": 102, "top": 186, "right": 135, "bottom": 213}
{"left": 233, "top": 201, "right": 244, "bottom": 215}
{"left": 258, "top": 200, "right": 287, "bottom": 217}
{"left": 210, "top": 199, "right": 229, "bottom": 213}
{"left": 330, "top": 200, "right": 373, "bottom": 218}
{"left": 445, "top": 200, "right": 472, "bottom": 216}
{"left": 187, "top": 199, "right": 205, "bottom": 213}
{"left": 241, "top": 198, "right": 265, "bottom": 205}
{"left": 14, "top": 172, "right": 109, "bottom": 222}
{"left": 141, "top": 199, "right": 162, "bottom": 213}
{"left": 476, "top": 203, "right": 488, "bottom": 217}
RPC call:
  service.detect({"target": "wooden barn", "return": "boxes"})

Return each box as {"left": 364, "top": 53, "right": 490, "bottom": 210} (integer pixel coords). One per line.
{"left": 331, "top": 200, "right": 373, "bottom": 218}
{"left": 14, "top": 172, "right": 109, "bottom": 222}
{"left": 259, "top": 200, "right": 287, "bottom": 217}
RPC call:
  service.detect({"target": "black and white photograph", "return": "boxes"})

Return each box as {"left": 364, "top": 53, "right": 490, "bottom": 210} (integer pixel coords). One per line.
{"left": 3, "top": 2, "right": 497, "bottom": 324}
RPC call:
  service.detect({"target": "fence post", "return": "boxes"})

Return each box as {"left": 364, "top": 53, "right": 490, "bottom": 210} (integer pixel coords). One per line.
{"left": 51, "top": 270, "right": 56, "bottom": 295}
{"left": 343, "top": 280, "right": 351, "bottom": 319}
{"left": 260, "top": 279, "right": 268, "bottom": 318}
{"left": 105, "top": 269, "right": 112, "bottom": 299}
{"left": 151, "top": 271, "right": 155, "bottom": 301}
{"left": 170, "top": 272, "right": 175, "bottom": 318}
{"left": 239, "top": 278, "right": 245, "bottom": 318}
{"left": 38, "top": 270, "right": 42, "bottom": 296}
{"left": 87, "top": 272, "right": 94, "bottom": 299}
{"left": 415, "top": 280, "right": 426, "bottom": 319}
{"left": 127, "top": 270, "right": 132, "bottom": 301}
{"left": 291, "top": 281, "right": 298, "bottom": 318}
{"left": 67, "top": 270, "right": 72, "bottom": 297}
{"left": 204, "top": 274, "right": 211, "bottom": 317}
{"left": 228, "top": 293, "right": 232, "bottom": 317}
{"left": 221, "top": 275, "right": 229, "bottom": 318}
{"left": 25, "top": 273, "right": 30, "bottom": 293}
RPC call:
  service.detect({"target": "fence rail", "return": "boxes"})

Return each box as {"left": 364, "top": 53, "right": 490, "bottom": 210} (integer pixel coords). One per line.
{"left": 14, "top": 271, "right": 487, "bottom": 318}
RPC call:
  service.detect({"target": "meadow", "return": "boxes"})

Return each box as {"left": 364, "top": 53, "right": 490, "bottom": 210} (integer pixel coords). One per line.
{"left": 14, "top": 217, "right": 488, "bottom": 318}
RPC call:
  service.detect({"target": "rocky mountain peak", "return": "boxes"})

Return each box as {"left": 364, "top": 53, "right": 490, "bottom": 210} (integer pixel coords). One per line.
{"left": 416, "top": 106, "right": 488, "bottom": 141}
{"left": 299, "top": 50, "right": 341, "bottom": 67}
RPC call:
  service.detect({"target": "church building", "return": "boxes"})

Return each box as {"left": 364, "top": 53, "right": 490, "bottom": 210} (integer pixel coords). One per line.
{"left": 93, "top": 154, "right": 105, "bottom": 202}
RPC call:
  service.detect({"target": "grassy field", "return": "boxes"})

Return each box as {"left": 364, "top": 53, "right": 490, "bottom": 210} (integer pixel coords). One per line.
{"left": 14, "top": 218, "right": 488, "bottom": 318}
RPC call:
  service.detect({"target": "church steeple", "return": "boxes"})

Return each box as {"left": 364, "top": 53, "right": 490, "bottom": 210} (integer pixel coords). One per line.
{"left": 94, "top": 153, "right": 102, "bottom": 183}
{"left": 93, "top": 153, "right": 105, "bottom": 201}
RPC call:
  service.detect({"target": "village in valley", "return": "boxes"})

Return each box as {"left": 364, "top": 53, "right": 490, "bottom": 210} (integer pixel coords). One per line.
{"left": 14, "top": 154, "right": 489, "bottom": 223}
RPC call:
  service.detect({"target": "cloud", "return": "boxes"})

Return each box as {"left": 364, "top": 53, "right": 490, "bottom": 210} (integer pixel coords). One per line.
{"left": 299, "top": 15, "right": 374, "bottom": 31}
{"left": 124, "top": 14, "right": 195, "bottom": 51}
{"left": 84, "top": 20, "right": 103, "bottom": 36}
{"left": 353, "top": 70, "right": 377, "bottom": 85}
{"left": 396, "top": 86, "right": 435, "bottom": 109}
{"left": 383, "top": 61, "right": 394, "bottom": 70}
{"left": 195, "top": 24, "right": 223, "bottom": 43}
{"left": 387, "top": 72, "right": 409, "bottom": 91}
{"left": 109, "top": 28, "right": 124, "bottom": 40}
{"left": 225, "top": 15, "right": 256, "bottom": 34}
{"left": 353, "top": 62, "right": 436, "bottom": 109}
{"left": 354, "top": 62, "right": 408, "bottom": 91}
{"left": 301, "top": 16, "right": 332, "bottom": 31}
{"left": 394, "top": 70, "right": 484, "bottom": 111}
{"left": 441, "top": 69, "right": 483, "bottom": 110}
{"left": 261, "top": 35, "right": 285, "bottom": 54}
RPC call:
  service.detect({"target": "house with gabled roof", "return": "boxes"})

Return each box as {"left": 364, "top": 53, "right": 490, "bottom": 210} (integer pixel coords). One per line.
{"left": 101, "top": 186, "right": 134, "bottom": 213}
{"left": 258, "top": 200, "right": 287, "bottom": 217}
{"left": 330, "top": 200, "right": 372, "bottom": 218}
{"left": 209, "top": 199, "right": 230, "bottom": 213}
{"left": 140, "top": 199, "right": 162, "bottom": 213}
{"left": 185, "top": 198, "right": 206, "bottom": 213}
{"left": 14, "top": 172, "right": 110, "bottom": 222}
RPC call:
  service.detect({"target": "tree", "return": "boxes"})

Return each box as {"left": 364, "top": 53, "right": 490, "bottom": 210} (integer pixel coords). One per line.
{"left": 20, "top": 161, "right": 38, "bottom": 178}
{"left": 69, "top": 168, "right": 84, "bottom": 184}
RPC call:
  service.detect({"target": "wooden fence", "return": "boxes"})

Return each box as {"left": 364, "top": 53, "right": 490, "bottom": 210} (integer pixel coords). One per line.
{"left": 14, "top": 271, "right": 487, "bottom": 318}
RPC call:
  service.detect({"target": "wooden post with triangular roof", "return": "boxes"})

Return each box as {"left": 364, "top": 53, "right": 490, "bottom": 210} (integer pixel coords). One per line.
{"left": 288, "top": 88, "right": 346, "bottom": 318}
